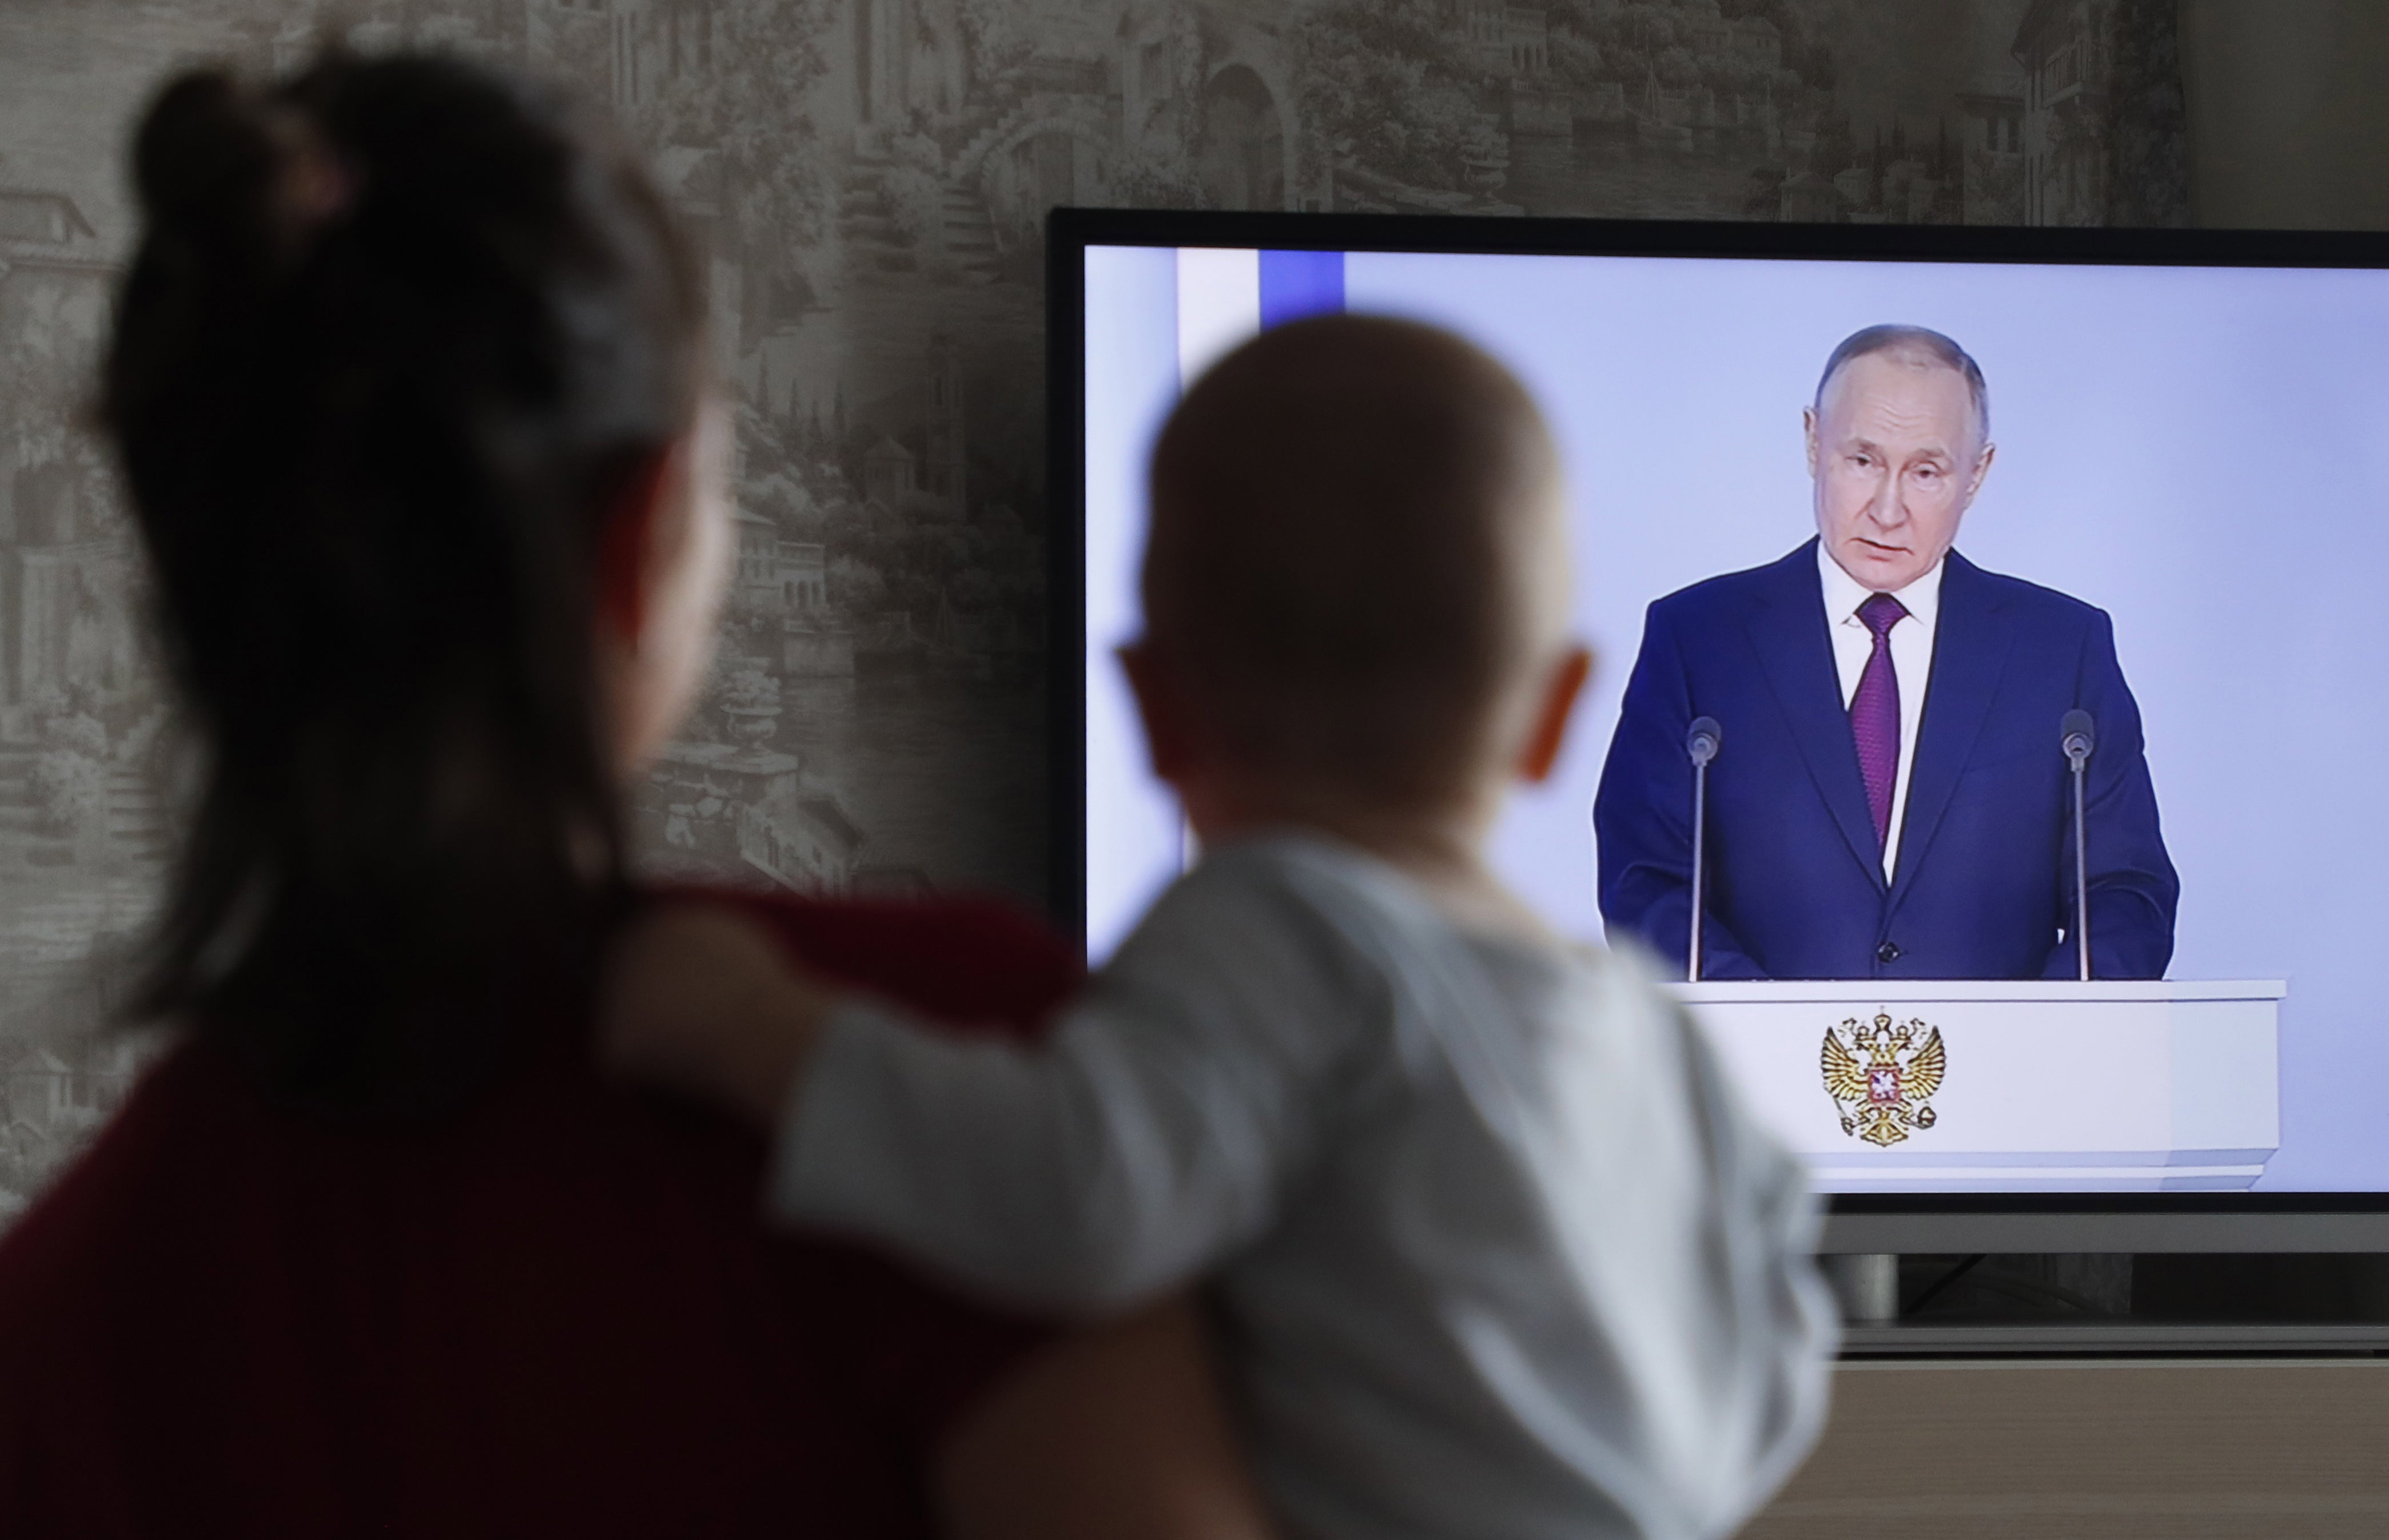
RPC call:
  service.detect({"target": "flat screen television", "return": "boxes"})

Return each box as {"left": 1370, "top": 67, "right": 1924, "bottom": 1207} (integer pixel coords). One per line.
{"left": 1047, "top": 208, "right": 2389, "bottom": 1257}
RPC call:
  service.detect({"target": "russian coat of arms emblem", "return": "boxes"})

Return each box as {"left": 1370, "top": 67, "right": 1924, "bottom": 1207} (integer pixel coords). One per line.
{"left": 1821, "top": 1012, "right": 1946, "bottom": 1147}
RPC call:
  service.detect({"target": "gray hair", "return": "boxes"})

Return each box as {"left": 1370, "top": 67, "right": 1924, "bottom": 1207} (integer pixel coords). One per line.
{"left": 1815, "top": 324, "right": 1989, "bottom": 443}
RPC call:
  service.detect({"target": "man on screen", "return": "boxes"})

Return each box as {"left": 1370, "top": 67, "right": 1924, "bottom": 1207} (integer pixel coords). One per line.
{"left": 1593, "top": 325, "right": 2178, "bottom": 980}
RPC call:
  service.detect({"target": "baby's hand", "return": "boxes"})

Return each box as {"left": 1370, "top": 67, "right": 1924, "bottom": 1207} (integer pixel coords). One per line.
{"left": 599, "top": 902, "right": 841, "bottom": 1126}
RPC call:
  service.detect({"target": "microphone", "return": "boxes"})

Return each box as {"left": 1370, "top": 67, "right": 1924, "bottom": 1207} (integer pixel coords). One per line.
{"left": 2061, "top": 709, "right": 2095, "bottom": 768}
{"left": 2060, "top": 710, "right": 2096, "bottom": 981}
{"left": 1688, "top": 716, "right": 1722, "bottom": 769}
{"left": 1686, "top": 717, "right": 1722, "bottom": 982}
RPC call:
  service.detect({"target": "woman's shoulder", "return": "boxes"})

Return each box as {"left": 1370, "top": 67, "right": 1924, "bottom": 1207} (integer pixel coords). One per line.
{"left": 0, "top": 1036, "right": 237, "bottom": 1307}
{"left": 0, "top": 916, "right": 1072, "bottom": 1533}
{"left": 0, "top": 1037, "right": 257, "bottom": 1511}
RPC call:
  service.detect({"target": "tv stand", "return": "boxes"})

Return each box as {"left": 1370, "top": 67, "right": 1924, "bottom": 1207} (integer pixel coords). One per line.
{"left": 1820, "top": 1249, "right": 2389, "bottom": 1355}
{"left": 1841, "top": 1319, "right": 2389, "bottom": 1355}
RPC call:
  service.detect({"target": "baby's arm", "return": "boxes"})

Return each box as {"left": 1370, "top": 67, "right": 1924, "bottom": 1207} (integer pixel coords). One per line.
{"left": 604, "top": 873, "right": 1363, "bottom": 1312}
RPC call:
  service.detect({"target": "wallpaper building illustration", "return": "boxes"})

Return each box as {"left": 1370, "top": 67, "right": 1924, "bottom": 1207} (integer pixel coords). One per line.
{"left": 0, "top": 0, "right": 2186, "bottom": 1213}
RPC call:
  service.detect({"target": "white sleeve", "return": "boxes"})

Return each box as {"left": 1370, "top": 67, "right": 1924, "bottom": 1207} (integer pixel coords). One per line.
{"left": 768, "top": 855, "right": 1375, "bottom": 1312}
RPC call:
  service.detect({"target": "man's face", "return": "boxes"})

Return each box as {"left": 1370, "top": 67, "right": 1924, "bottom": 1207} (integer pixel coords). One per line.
{"left": 1805, "top": 350, "right": 1996, "bottom": 593}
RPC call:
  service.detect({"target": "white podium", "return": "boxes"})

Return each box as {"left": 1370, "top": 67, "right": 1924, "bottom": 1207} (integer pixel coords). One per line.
{"left": 1665, "top": 981, "right": 2286, "bottom": 1192}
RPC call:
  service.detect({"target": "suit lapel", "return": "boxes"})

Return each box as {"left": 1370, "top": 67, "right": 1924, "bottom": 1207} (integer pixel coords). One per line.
{"left": 1889, "top": 550, "right": 2015, "bottom": 907}
{"left": 1743, "top": 542, "right": 1886, "bottom": 893}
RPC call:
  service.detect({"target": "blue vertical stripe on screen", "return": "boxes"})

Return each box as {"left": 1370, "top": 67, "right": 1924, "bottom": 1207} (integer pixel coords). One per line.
{"left": 1258, "top": 250, "right": 1345, "bottom": 328}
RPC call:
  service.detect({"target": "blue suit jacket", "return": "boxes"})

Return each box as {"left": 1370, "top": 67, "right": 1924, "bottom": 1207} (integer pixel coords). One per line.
{"left": 1594, "top": 541, "right": 2178, "bottom": 980}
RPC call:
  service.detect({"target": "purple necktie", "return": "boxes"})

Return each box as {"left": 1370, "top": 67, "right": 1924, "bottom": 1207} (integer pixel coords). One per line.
{"left": 1850, "top": 592, "right": 1908, "bottom": 850}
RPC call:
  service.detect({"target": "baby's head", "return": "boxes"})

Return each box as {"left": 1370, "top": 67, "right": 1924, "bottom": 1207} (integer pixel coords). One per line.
{"left": 1136, "top": 314, "right": 1584, "bottom": 849}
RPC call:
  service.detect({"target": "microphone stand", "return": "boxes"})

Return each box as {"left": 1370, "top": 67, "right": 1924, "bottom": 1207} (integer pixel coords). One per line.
{"left": 2061, "top": 710, "right": 2096, "bottom": 982}
{"left": 1686, "top": 717, "right": 1721, "bottom": 982}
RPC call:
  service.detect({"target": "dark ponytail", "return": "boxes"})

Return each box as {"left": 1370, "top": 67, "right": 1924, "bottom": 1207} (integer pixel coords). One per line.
{"left": 102, "top": 52, "right": 704, "bottom": 1113}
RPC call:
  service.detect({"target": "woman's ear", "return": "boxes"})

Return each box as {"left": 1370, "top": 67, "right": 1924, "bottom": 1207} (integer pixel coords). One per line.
{"left": 1517, "top": 645, "right": 1594, "bottom": 785}
{"left": 595, "top": 448, "right": 677, "bottom": 653}
{"left": 594, "top": 406, "right": 730, "bottom": 777}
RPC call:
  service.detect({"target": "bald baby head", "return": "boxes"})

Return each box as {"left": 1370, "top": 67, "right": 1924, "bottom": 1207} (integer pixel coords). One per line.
{"left": 1144, "top": 314, "right": 1567, "bottom": 815}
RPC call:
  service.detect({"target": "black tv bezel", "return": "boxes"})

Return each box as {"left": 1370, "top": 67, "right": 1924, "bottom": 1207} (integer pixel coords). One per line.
{"left": 1045, "top": 205, "right": 2389, "bottom": 1227}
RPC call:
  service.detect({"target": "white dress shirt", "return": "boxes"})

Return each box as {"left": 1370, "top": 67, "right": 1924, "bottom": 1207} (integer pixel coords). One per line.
{"left": 1817, "top": 543, "right": 1942, "bottom": 882}
{"left": 775, "top": 834, "right": 1837, "bottom": 1540}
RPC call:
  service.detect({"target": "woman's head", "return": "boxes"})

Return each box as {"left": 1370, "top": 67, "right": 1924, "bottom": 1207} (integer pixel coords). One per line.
{"left": 103, "top": 50, "right": 721, "bottom": 1109}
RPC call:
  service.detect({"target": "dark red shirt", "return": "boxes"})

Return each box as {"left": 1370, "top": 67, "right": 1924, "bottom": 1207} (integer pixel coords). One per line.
{"left": 0, "top": 891, "right": 1080, "bottom": 1538}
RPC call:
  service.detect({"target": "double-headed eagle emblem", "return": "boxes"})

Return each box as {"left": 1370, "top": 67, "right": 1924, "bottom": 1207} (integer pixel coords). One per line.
{"left": 1821, "top": 1012, "right": 1946, "bottom": 1147}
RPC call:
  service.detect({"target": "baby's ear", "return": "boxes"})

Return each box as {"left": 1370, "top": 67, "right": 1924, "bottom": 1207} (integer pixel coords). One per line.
{"left": 1517, "top": 646, "right": 1594, "bottom": 785}
{"left": 1117, "top": 640, "right": 1200, "bottom": 786}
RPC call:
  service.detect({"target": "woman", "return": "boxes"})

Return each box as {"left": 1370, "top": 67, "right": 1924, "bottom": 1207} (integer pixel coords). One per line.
{"left": 0, "top": 51, "right": 1267, "bottom": 1540}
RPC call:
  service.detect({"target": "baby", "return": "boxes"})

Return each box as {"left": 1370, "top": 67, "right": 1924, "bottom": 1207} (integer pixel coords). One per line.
{"left": 609, "top": 315, "right": 1837, "bottom": 1539}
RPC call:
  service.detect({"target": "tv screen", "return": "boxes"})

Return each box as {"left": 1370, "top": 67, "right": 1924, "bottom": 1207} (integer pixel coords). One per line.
{"left": 1053, "top": 211, "right": 2389, "bottom": 1203}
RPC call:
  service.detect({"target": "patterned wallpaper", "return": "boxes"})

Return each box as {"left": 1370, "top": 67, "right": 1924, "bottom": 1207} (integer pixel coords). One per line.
{"left": 0, "top": 0, "right": 2187, "bottom": 1211}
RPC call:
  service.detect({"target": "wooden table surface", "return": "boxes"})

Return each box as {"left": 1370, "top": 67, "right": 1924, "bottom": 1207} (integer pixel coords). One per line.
{"left": 1745, "top": 1359, "right": 2389, "bottom": 1539}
